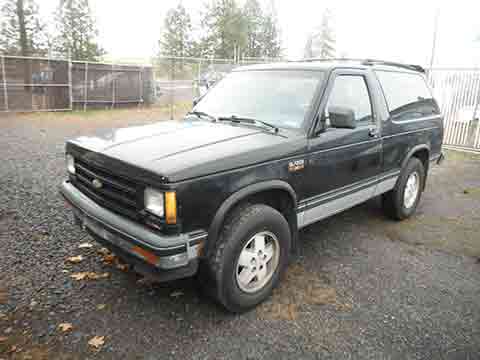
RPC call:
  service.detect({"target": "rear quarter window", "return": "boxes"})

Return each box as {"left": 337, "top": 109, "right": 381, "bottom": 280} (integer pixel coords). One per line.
{"left": 375, "top": 70, "right": 440, "bottom": 122}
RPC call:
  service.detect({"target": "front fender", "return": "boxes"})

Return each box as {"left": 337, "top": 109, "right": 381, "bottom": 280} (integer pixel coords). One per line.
{"left": 206, "top": 180, "right": 297, "bottom": 254}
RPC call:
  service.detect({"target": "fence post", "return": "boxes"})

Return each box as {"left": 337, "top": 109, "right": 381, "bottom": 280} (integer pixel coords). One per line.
{"left": 111, "top": 62, "right": 115, "bottom": 109}
{"left": 68, "top": 56, "right": 73, "bottom": 111}
{"left": 1, "top": 55, "right": 8, "bottom": 111}
{"left": 84, "top": 62, "right": 88, "bottom": 112}
{"left": 170, "top": 57, "right": 174, "bottom": 120}
{"left": 139, "top": 66, "right": 143, "bottom": 107}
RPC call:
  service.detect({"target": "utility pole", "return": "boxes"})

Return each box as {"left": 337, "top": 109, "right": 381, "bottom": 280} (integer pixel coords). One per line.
{"left": 429, "top": 9, "right": 439, "bottom": 71}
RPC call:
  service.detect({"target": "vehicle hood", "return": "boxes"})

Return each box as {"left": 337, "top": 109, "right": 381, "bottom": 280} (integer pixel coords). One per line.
{"left": 69, "top": 119, "right": 306, "bottom": 182}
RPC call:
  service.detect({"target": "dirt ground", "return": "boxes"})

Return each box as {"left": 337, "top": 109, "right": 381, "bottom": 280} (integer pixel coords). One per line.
{"left": 1, "top": 109, "right": 479, "bottom": 359}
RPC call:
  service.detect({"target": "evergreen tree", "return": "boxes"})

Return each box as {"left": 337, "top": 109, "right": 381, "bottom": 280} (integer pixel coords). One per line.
{"left": 304, "top": 8, "right": 335, "bottom": 59}
{"left": 199, "top": 0, "right": 246, "bottom": 59}
{"left": 0, "top": 0, "right": 47, "bottom": 56}
{"left": 158, "top": 3, "right": 193, "bottom": 57}
{"left": 242, "top": 0, "right": 263, "bottom": 58}
{"left": 260, "top": 16, "right": 282, "bottom": 58}
{"left": 158, "top": 3, "right": 195, "bottom": 78}
{"left": 53, "top": 0, "right": 104, "bottom": 61}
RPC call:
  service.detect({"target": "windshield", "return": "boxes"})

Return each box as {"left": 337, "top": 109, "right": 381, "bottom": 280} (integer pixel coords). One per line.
{"left": 194, "top": 70, "right": 324, "bottom": 129}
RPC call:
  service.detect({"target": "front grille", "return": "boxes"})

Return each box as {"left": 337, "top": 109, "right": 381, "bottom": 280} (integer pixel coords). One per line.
{"left": 73, "top": 158, "right": 142, "bottom": 220}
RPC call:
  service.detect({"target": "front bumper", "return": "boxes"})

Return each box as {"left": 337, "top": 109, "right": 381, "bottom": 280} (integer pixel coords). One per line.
{"left": 60, "top": 180, "right": 207, "bottom": 280}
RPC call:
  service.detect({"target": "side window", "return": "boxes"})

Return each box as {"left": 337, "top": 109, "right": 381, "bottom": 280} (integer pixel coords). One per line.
{"left": 376, "top": 70, "right": 440, "bottom": 122}
{"left": 327, "top": 75, "right": 373, "bottom": 125}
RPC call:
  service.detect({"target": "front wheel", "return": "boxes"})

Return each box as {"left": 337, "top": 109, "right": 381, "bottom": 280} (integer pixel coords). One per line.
{"left": 382, "top": 157, "right": 426, "bottom": 220}
{"left": 206, "top": 204, "right": 291, "bottom": 313}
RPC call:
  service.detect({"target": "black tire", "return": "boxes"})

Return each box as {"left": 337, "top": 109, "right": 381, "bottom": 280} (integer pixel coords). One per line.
{"left": 205, "top": 203, "right": 291, "bottom": 313}
{"left": 382, "top": 157, "right": 426, "bottom": 220}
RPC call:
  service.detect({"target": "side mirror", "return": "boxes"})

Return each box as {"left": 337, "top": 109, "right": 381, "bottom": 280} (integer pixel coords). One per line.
{"left": 329, "top": 106, "right": 356, "bottom": 129}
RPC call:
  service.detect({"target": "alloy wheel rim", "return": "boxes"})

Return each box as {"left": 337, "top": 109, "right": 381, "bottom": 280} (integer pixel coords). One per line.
{"left": 404, "top": 171, "right": 420, "bottom": 209}
{"left": 235, "top": 231, "right": 280, "bottom": 293}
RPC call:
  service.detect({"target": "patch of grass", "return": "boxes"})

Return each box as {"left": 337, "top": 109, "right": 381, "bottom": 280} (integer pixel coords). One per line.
{"left": 256, "top": 263, "right": 350, "bottom": 321}
{"left": 444, "top": 149, "right": 480, "bottom": 162}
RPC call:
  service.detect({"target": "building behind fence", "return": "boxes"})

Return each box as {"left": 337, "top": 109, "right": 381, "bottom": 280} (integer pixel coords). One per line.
{"left": 1, "top": 54, "right": 479, "bottom": 152}
{"left": 0, "top": 55, "right": 154, "bottom": 112}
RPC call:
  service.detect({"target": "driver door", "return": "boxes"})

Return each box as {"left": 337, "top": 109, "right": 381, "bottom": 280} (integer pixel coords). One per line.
{"left": 299, "top": 69, "right": 382, "bottom": 227}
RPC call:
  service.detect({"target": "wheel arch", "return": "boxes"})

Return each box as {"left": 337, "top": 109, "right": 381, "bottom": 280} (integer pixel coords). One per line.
{"left": 207, "top": 180, "right": 298, "bottom": 256}
{"left": 400, "top": 144, "right": 430, "bottom": 190}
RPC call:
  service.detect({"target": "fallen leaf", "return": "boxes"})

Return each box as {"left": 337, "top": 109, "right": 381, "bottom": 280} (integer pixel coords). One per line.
{"left": 96, "top": 304, "right": 106, "bottom": 310}
{"left": 70, "top": 272, "right": 88, "bottom": 281}
{"left": 88, "top": 336, "right": 105, "bottom": 349}
{"left": 170, "top": 291, "right": 184, "bottom": 298}
{"left": 336, "top": 303, "right": 353, "bottom": 312}
{"left": 97, "top": 248, "right": 110, "bottom": 256}
{"left": 0, "top": 288, "right": 7, "bottom": 303}
{"left": 136, "top": 277, "right": 155, "bottom": 286}
{"left": 0, "top": 336, "right": 8, "bottom": 342}
{"left": 89, "top": 272, "right": 110, "bottom": 280}
{"left": 58, "top": 323, "right": 73, "bottom": 332}
{"left": 116, "top": 263, "right": 129, "bottom": 272}
{"left": 102, "top": 254, "right": 116, "bottom": 264}
{"left": 70, "top": 272, "right": 110, "bottom": 281}
{"left": 78, "top": 242, "right": 93, "bottom": 249}
{"left": 66, "top": 255, "right": 84, "bottom": 264}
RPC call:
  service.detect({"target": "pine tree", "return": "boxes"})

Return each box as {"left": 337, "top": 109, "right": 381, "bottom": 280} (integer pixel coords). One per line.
{"left": 260, "top": 16, "right": 282, "bottom": 58}
{"left": 158, "top": 3, "right": 193, "bottom": 58}
{"left": 242, "top": 0, "right": 263, "bottom": 58}
{"left": 53, "top": 0, "right": 104, "bottom": 61}
{"left": 0, "top": 0, "right": 47, "bottom": 56}
{"left": 158, "top": 3, "right": 195, "bottom": 78}
{"left": 200, "top": 0, "right": 246, "bottom": 59}
{"left": 304, "top": 8, "right": 335, "bottom": 59}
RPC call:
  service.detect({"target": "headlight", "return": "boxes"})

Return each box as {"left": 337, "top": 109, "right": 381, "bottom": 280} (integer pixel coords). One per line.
{"left": 144, "top": 187, "right": 164, "bottom": 217}
{"left": 66, "top": 154, "right": 75, "bottom": 174}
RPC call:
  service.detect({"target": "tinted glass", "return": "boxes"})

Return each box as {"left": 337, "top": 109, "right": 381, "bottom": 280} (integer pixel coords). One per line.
{"left": 194, "top": 70, "right": 323, "bottom": 129}
{"left": 376, "top": 70, "right": 439, "bottom": 121}
{"left": 327, "top": 75, "right": 373, "bottom": 123}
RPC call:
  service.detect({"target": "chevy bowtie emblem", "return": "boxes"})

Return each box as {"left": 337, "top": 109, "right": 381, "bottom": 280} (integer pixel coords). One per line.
{"left": 92, "top": 178, "right": 103, "bottom": 189}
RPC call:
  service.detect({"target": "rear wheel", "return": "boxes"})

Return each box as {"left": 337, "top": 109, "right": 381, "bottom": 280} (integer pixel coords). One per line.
{"left": 205, "top": 204, "right": 291, "bottom": 313}
{"left": 382, "top": 157, "right": 425, "bottom": 220}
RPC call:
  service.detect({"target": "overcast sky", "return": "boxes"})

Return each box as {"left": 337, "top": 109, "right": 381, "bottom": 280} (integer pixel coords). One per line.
{"left": 31, "top": 0, "right": 480, "bottom": 67}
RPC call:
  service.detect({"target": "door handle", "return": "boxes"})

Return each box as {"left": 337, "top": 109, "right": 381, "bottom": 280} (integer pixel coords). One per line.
{"left": 368, "top": 127, "right": 379, "bottom": 137}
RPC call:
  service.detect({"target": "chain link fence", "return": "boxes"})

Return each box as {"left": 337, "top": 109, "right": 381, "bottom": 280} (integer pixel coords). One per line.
{"left": 0, "top": 55, "right": 153, "bottom": 112}
{"left": 152, "top": 56, "right": 281, "bottom": 119}
{"left": 0, "top": 54, "right": 277, "bottom": 116}
{"left": 2, "top": 54, "right": 479, "bottom": 152}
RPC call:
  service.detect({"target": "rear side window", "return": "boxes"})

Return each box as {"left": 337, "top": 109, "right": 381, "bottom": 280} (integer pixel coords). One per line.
{"left": 327, "top": 75, "right": 373, "bottom": 124}
{"left": 376, "top": 71, "right": 439, "bottom": 121}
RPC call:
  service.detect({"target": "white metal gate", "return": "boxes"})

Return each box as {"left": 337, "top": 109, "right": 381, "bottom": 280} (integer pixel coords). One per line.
{"left": 429, "top": 69, "right": 480, "bottom": 151}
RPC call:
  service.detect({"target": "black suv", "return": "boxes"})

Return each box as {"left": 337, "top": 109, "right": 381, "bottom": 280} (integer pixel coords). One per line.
{"left": 61, "top": 59, "right": 444, "bottom": 312}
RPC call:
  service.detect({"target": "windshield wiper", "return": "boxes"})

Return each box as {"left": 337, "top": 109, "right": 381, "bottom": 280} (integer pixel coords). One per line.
{"left": 218, "top": 115, "right": 279, "bottom": 133}
{"left": 187, "top": 111, "right": 217, "bottom": 122}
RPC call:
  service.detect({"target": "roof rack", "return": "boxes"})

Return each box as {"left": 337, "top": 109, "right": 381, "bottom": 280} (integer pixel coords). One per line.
{"left": 296, "top": 58, "right": 425, "bottom": 73}
{"left": 361, "top": 59, "right": 425, "bottom": 73}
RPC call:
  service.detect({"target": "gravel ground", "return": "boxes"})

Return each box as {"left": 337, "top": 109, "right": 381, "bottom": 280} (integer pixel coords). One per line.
{"left": 1, "top": 110, "right": 480, "bottom": 359}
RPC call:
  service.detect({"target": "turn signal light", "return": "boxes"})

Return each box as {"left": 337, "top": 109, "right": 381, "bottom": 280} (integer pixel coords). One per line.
{"left": 165, "top": 191, "right": 177, "bottom": 224}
